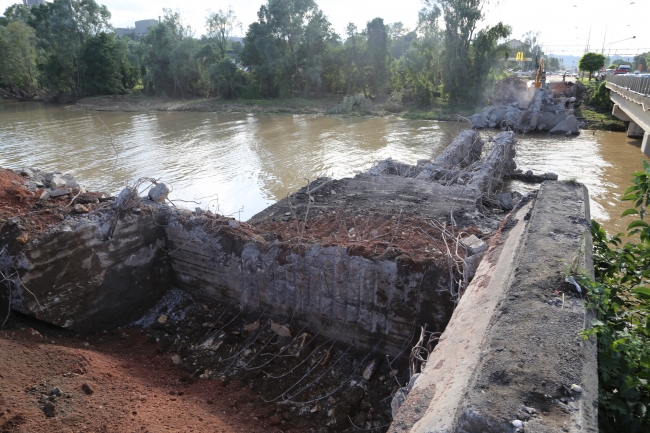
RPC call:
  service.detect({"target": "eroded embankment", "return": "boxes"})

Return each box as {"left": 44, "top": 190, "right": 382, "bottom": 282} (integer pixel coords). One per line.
{"left": 0, "top": 128, "right": 589, "bottom": 432}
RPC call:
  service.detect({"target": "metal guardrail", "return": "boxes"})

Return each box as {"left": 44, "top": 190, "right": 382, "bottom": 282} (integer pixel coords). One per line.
{"left": 606, "top": 74, "right": 650, "bottom": 96}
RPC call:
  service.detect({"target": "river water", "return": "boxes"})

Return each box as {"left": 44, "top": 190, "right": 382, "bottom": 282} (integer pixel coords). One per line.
{"left": 0, "top": 101, "right": 646, "bottom": 234}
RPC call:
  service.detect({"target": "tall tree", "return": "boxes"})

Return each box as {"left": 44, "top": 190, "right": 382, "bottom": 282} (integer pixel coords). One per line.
{"left": 80, "top": 32, "right": 124, "bottom": 95}
{"left": 29, "top": 0, "right": 112, "bottom": 94}
{"left": 365, "top": 17, "right": 390, "bottom": 98}
{"left": 205, "top": 7, "right": 241, "bottom": 60}
{"left": 0, "top": 21, "right": 40, "bottom": 98}
{"left": 436, "top": 0, "right": 510, "bottom": 104}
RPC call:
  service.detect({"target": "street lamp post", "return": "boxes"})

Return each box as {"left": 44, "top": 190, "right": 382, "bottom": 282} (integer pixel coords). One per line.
{"left": 605, "top": 36, "right": 637, "bottom": 57}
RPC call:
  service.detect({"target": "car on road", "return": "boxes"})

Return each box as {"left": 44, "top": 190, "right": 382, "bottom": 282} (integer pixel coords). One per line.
{"left": 615, "top": 65, "right": 632, "bottom": 75}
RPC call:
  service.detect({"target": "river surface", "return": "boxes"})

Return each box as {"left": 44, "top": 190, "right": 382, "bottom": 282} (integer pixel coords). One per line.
{"left": 0, "top": 101, "right": 647, "bottom": 234}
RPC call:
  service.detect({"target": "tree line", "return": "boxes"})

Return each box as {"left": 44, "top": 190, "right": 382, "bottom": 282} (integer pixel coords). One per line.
{"left": 0, "top": 0, "right": 513, "bottom": 105}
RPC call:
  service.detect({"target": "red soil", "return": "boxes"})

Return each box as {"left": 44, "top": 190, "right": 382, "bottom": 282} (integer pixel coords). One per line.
{"left": 0, "top": 168, "right": 103, "bottom": 235}
{"left": 0, "top": 328, "right": 306, "bottom": 433}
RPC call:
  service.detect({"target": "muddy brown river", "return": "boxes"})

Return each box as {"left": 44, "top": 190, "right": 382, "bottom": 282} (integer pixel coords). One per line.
{"left": 0, "top": 101, "right": 646, "bottom": 234}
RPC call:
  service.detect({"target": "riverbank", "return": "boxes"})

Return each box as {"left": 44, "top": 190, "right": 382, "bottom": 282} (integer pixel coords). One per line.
{"left": 70, "top": 94, "right": 479, "bottom": 121}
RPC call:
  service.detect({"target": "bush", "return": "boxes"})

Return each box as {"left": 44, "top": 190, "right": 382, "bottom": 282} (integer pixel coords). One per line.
{"left": 383, "top": 92, "right": 404, "bottom": 113}
{"left": 578, "top": 161, "right": 650, "bottom": 432}
{"left": 330, "top": 94, "right": 372, "bottom": 114}
{"left": 209, "top": 58, "right": 247, "bottom": 99}
{"left": 589, "top": 81, "right": 614, "bottom": 112}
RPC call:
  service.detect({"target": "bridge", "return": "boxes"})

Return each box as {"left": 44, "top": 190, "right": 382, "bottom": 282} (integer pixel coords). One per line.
{"left": 607, "top": 75, "right": 650, "bottom": 155}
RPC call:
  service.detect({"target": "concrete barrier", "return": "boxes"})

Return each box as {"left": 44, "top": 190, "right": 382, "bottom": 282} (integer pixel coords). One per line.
{"left": 389, "top": 181, "right": 598, "bottom": 433}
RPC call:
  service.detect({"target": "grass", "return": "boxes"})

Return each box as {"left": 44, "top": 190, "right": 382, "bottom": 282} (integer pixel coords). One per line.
{"left": 575, "top": 108, "right": 626, "bottom": 132}
{"left": 401, "top": 98, "right": 478, "bottom": 121}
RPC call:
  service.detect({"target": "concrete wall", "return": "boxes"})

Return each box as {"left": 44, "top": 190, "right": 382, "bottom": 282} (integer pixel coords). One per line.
{"left": 165, "top": 219, "right": 455, "bottom": 355}
{"left": 7, "top": 209, "right": 172, "bottom": 333}
{"left": 389, "top": 181, "right": 598, "bottom": 433}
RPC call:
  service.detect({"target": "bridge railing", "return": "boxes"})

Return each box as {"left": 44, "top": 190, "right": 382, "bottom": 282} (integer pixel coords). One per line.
{"left": 606, "top": 74, "right": 650, "bottom": 97}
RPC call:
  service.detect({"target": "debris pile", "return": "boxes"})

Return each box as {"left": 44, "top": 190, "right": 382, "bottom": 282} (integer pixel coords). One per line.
{"left": 471, "top": 87, "right": 584, "bottom": 135}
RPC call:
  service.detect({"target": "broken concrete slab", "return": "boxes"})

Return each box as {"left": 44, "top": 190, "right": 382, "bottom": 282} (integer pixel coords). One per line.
{"left": 550, "top": 114, "right": 580, "bottom": 135}
{"left": 388, "top": 181, "right": 597, "bottom": 433}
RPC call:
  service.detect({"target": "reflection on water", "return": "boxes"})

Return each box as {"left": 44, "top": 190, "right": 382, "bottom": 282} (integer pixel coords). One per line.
{"left": 0, "top": 101, "right": 646, "bottom": 233}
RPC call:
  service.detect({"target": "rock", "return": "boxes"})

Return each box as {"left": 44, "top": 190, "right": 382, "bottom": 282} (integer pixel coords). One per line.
{"left": 81, "top": 383, "right": 94, "bottom": 395}
{"left": 244, "top": 321, "right": 260, "bottom": 332}
{"left": 549, "top": 115, "right": 579, "bottom": 135}
{"left": 158, "top": 314, "right": 168, "bottom": 324}
{"left": 470, "top": 113, "right": 489, "bottom": 129}
{"left": 115, "top": 187, "right": 141, "bottom": 209}
{"left": 20, "top": 168, "right": 34, "bottom": 178}
{"left": 512, "top": 419, "right": 523, "bottom": 428}
{"left": 391, "top": 388, "right": 408, "bottom": 418}
{"left": 270, "top": 321, "right": 291, "bottom": 337}
{"left": 40, "top": 190, "right": 51, "bottom": 201}
{"left": 74, "top": 204, "right": 89, "bottom": 214}
{"left": 228, "top": 220, "right": 239, "bottom": 229}
{"left": 571, "top": 384, "right": 583, "bottom": 393}
{"left": 7, "top": 216, "right": 21, "bottom": 226}
{"left": 362, "top": 359, "right": 378, "bottom": 381}
{"left": 494, "top": 192, "right": 514, "bottom": 210}
{"left": 460, "top": 234, "right": 488, "bottom": 255}
{"left": 50, "top": 189, "right": 71, "bottom": 198}
{"left": 16, "top": 233, "right": 29, "bottom": 244}
{"left": 50, "top": 387, "right": 62, "bottom": 397}
{"left": 43, "top": 401, "right": 56, "bottom": 417}
{"left": 171, "top": 354, "right": 182, "bottom": 365}
{"left": 49, "top": 174, "right": 67, "bottom": 189}
{"left": 148, "top": 183, "right": 170, "bottom": 202}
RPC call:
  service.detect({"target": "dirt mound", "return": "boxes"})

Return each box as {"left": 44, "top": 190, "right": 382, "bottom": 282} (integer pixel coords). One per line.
{"left": 0, "top": 168, "right": 105, "bottom": 237}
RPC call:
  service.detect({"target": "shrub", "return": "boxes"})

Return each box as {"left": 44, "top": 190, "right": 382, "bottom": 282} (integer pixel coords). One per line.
{"left": 330, "top": 94, "right": 372, "bottom": 114}
{"left": 383, "top": 92, "right": 404, "bottom": 113}
{"left": 578, "top": 161, "right": 650, "bottom": 432}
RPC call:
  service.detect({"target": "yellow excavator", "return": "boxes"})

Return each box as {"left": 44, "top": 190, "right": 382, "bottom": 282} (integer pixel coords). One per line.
{"left": 534, "top": 57, "right": 546, "bottom": 89}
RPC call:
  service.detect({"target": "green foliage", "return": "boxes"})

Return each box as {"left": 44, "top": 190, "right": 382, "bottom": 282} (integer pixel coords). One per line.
{"left": 0, "top": 21, "right": 40, "bottom": 97}
{"left": 330, "top": 94, "right": 371, "bottom": 114}
{"left": 0, "top": 0, "right": 520, "bottom": 104}
{"left": 579, "top": 52, "right": 606, "bottom": 81}
{"left": 382, "top": 91, "right": 404, "bottom": 113}
{"left": 366, "top": 18, "right": 390, "bottom": 98}
{"left": 81, "top": 33, "right": 126, "bottom": 95}
{"left": 589, "top": 81, "right": 614, "bottom": 112}
{"left": 205, "top": 7, "right": 240, "bottom": 60}
{"left": 437, "top": 0, "right": 511, "bottom": 105}
{"left": 209, "top": 58, "right": 246, "bottom": 99}
{"left": 579, "top": 161, "right": 650, "bottom": 432}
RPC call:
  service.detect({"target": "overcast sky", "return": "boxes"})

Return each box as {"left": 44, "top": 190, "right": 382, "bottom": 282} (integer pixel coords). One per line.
{"left": 2, "top": 0, "right": 648, "bottom": 58}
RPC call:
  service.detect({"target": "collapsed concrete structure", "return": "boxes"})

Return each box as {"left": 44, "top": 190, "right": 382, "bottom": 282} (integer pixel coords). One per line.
{"left": 472, "top": 82, "right": 585, "bottom": 135}
{"left": 0, "top": 128, "right": 597, "bottom": 432}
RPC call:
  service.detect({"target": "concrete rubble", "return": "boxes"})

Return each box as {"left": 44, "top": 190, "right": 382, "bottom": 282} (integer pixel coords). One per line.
{"left": 471, "top": 82, "right": 585, "bottom": 135}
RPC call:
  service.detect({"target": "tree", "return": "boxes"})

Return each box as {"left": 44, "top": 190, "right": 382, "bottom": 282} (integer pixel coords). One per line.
{"left": 209, "top": 58, "right": 246, "bottom": 98}
{"left": 0, "top": 21, "right": 40, "bottom": 98}
{"left": 80, "top": 32, "right": 125, "bottom": 95}
{"left": 366, "top": 17, "right": 390, "bottom": 98}
{"left": 436, "top": 0, "right": 510, "bottom": 104}
{"left": 579, "top": 52, "right": 606, "bottom": 81}
{"left": 548, "top": 57, "right": 560, "bottom": 70}
{"left": 205, "top": 7, "right": 241, "bottom": 60}
{"left": 29, "top": 0, "right": 112, "bottom": 94}
{"left": 633, "top": 52, "right": 648, "bottom": 72}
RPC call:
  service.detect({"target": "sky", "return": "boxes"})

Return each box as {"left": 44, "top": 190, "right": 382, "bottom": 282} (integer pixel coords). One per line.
{"left": 2, "top": 0, "right": 649, "bottom": 58}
